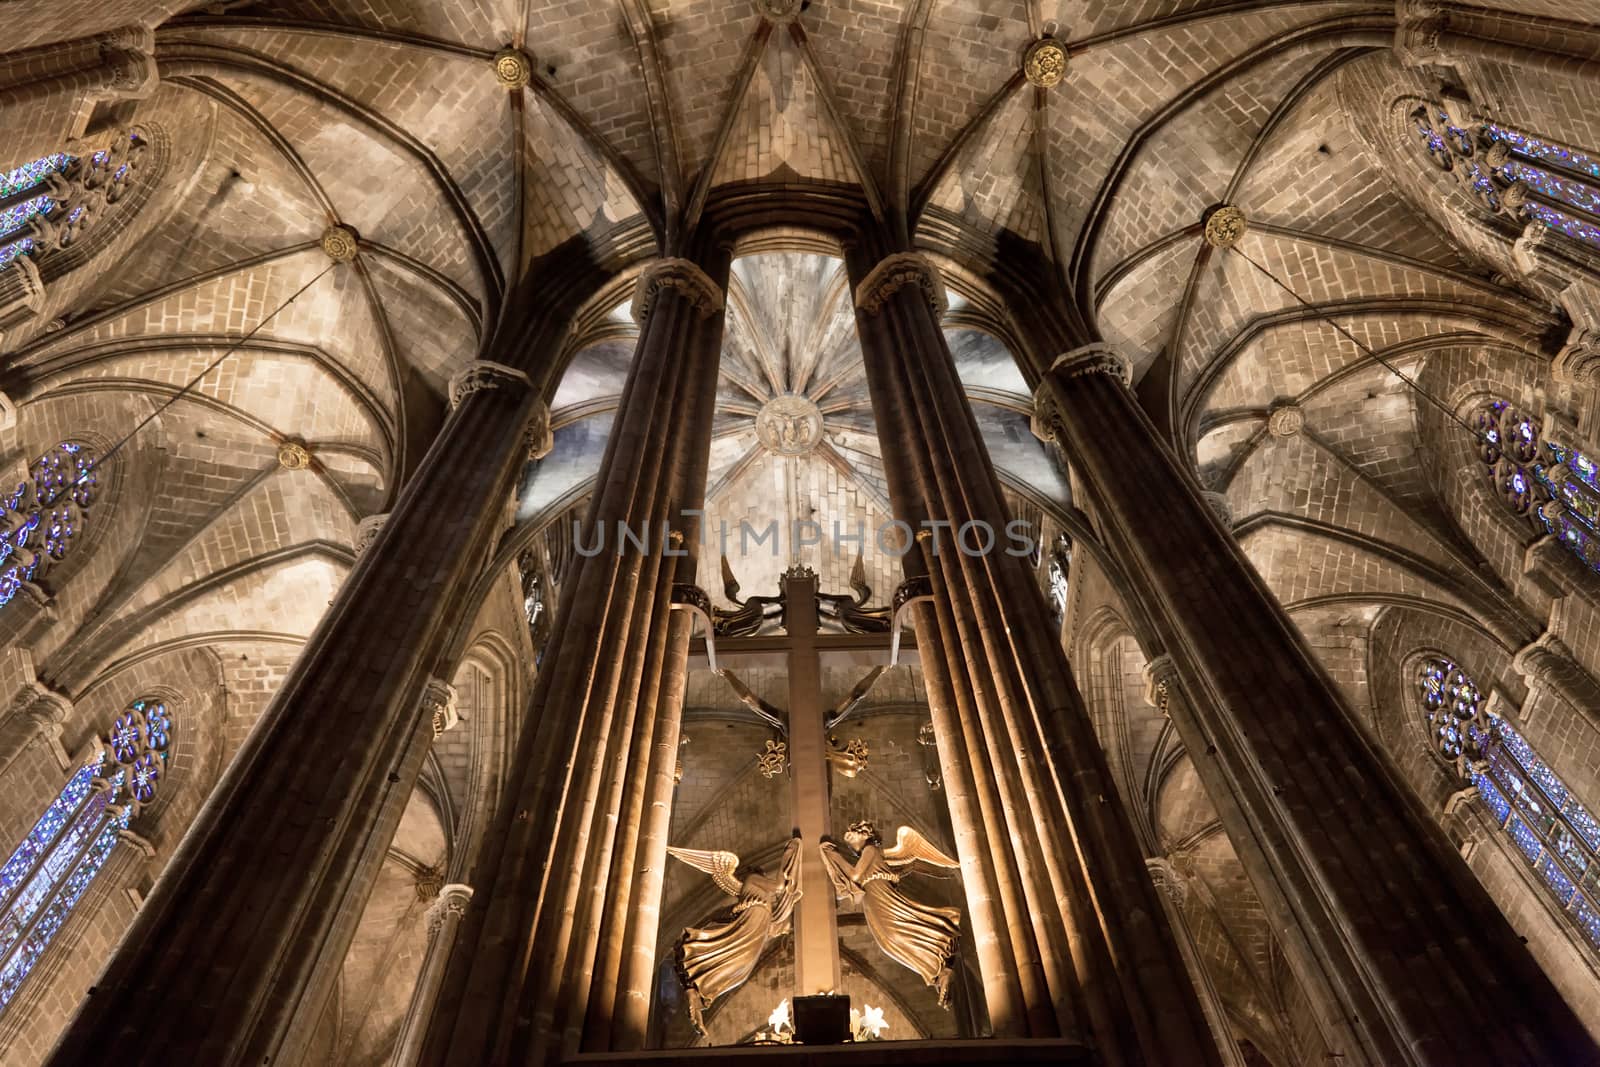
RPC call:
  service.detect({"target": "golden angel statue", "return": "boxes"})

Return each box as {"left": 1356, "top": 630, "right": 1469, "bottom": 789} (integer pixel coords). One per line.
{"left": 820, "top": 820, "right": 962, "bottom": 1006}
{"left": 667, "top": 834, "right": 803, "bottom": 1035}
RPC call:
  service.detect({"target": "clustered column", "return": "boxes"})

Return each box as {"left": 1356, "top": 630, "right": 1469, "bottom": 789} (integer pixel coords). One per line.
{"left": 421, "top": 251, "right": 729, "bottom": 1066}
{"left": 1034, "top": 345, "right": 1600, "bottom": 1064}
{"left": 845, "top": 244, "right": 1220, "bottom": 1066}
{"left": 45, "top": 359, "right": 549, "bottom": 1067}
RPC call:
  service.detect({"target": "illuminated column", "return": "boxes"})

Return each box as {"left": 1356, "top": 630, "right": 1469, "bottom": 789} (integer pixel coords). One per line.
{"left": 1035, "top": 343, "right": 1600, "bottom": 1064}
{"left": 847, "top": 244, "right": 1219, "bottom": 1065}
{"left": 424, "top": 252, "right": 730, "bottom": 1066}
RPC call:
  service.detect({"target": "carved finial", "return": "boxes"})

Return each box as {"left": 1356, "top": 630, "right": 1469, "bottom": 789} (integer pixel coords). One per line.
{"left": 277, "top": 439, "right": 312, "bottom": 470}
{"left": 493, "top": 47, "right": 532, "bottom": 89}
{"left": 320, "top": 224, "right": 359, "bottom": 263}
{"left": 1023, "top": 37, "right": 1068, "bottom": 88}
{"left": 1203, "top": 204, "right": 1248, "bottom": 249}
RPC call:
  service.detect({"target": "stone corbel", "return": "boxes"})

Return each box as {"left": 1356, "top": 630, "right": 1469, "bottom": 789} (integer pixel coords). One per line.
{"left": 853, "top": 252, "right": 948, "bottom": 319}
{"left": 446, "top": 360, "right": 533, "bottom": 412}
{"left": 524, "top": 397, "right": 554, "bottom": 461}
{"left": 0, "top": 581, "right": 56, "bottom": 651}
{"left": 1513, "top": 631, "right": 1600, "bottom": 716}
{"left": 0, "top": 256, "right": 47, "bottom": 344}
{"left": 631, "top": 258, "right": 725, "bottom": 325}
{"left": 1145, "top": 856, "right": 1188, "bottom": 908}
{"left": 92, "top": 26, "right": 159, "bottom": 100}
{"left": 1394, "top": 1, "right": 1450, "bottom": 69}
{"left": 421, "top": 678, "right": 459, "bottom": 740}
{"left": 1521, "top": 531, "right": 1589, "bottom": 599}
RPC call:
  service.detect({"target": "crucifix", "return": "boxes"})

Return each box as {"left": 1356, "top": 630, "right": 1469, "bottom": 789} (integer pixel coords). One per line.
{"left": 669, "top": 560, "right": 966, "bottom": 1023}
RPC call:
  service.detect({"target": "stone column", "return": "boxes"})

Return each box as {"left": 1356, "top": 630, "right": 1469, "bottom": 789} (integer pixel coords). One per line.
{"left": 846, "top": 245, "right": 1219, "bottom": 1065}
{"left": 45, "top": 361, "right": 548, "bottom": 1067}
{"left": 389, "top": 883, "right": 473, "bottom": 1067}
{"left": 1034, "top": 344, "right": 1599, "bottom": 1065}
{"left": 422, "top": 251, "right": 730, "bottom": 1066}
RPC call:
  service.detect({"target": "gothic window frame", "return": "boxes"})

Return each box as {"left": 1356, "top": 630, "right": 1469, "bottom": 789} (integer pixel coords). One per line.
{"left": 0, "top": 439, "right": 106, "bottom": 612}
{"left": 1413, "top": 654, "right": 1600, "bottom": 954}
{"left": 0, "top": 131, "right": 149, "bottom": 273}
{"left": 0, "top": 694, "right": 176, "bottom": 1017}
{"left": 1470, "top": 397, "right": 1600, "bottom": 575}
{"left": 1402, "top": 95, "right": 1600, "bottom": 250}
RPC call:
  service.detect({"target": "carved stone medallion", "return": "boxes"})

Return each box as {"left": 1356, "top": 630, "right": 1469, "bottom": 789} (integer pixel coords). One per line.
{"left": 755, "top": 394, "right": 823, "bottom": 457}
{"left": 493, "top": 47, "right": 532, "bottom": 89}
{"left": 277, "top": 440, "right": 312, "bottom": 470}
{"left": 1023, "top": 38, "right": 1068, "bottom": 88}
{"left": 1203, "top": 204, "right": 1248, "bottom": 249}
{"left": 320, "top": 224, "right": 359, "bottom": 263}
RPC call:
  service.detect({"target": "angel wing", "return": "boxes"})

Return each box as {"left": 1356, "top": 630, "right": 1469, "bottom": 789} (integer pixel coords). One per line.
{"left": 720, "top": 554, "right": 744, "bottom": 604}
{"left": 882, "top": 826, "right": 959, "bottom": 871}
{"left": 667, "top": 846, "right": 744, "bottom": 897}
{"left": 768, "top": 836, "right": 804, "bottom": 932}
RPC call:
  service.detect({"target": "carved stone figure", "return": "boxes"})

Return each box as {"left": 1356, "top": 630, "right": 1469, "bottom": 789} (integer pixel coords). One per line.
{"left": 668, "top": 835, "right": 803, "bottom": 1035}
{"left": 819, "top": 821, "right": 961, "bottom": 1006}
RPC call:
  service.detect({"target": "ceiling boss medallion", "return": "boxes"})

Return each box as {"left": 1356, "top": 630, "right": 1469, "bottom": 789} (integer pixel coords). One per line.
{"left": 1204, "top": 204, "right": 1249, "bottom": 249}
{"left": 1023, "top": 38, "right": 1068, "bottom": 88}
{"left": 756, "top": 394, "right": 824, "bottom": 457}
{"left": 493, "top": 47, "right": 532, "bottom": 90}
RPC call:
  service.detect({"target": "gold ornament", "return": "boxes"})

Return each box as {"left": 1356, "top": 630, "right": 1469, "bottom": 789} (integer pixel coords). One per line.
{"left": 319, "top": 224, "right": 359, "bottom": 263}
{"left": 276, "top": 440, "right": 312, "bottom": 470}
{"left": 1203, "top": 205, "right": 1248, "bottom": 249}
{"left": 1023, "top": 38, "right": 1068, "bottom": 88}
{"left": 493, "top": 47, "right": 532, "bottom": 90}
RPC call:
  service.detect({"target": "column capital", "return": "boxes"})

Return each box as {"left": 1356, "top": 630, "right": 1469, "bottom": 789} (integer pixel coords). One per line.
{"left": 426, "top": 882, "right": 474, "bottom": 934}
{"left": 421, "top": 678, "right": 459, "bottom": 740}
{"left": 1145, "top": 856, "right": 1189, "bottom": 908}
{"left": 632, "top": 258, "right": 725, "bottom": 325}
{"left": 1031, "top": 344, "right": 1133, "bottom": 444}
{"left": 354, "top": 513, "right": 389, "bottom": 556}
{"left": 447, "top": 360, "right": 533, "bottom": 411}
{"left": 1142, "top": 654, "right": 1181, "bottom": 713}
{"left": 853, "top": 251, "right": 948, "bottom": 318}
{"left": 525, "top": 397, "right": 554, "bottom": 461}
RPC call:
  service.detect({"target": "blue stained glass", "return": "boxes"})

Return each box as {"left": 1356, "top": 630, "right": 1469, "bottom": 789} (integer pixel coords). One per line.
{"left": 1524, "top": 202, "right": 1600, "bottom": 247}
{"left": 1507, "top": 814, "right": 1544, "bottom": 864}
{"left": 1474, "top": 770, "right": 1512, "bottom": 824}
{"left": 0, "top": 789, "right": 109, "bottom": 958}
{"left": 1564, "top": 796, "right": 1600, "bottom": 852}
{"left": 0, "top": 759, "right": 100, "bottom": 898}
{"left": 1486, "top": 123, "right": 1600, "bottom": 181}
{"left": 0, "top": 807, "right": 125, "bottom": 1013}
{"left": 1540, "top": 854, "right": 1578, "bottom": 900}
{"left": 0, "top": 195, "right": 51, "bottom": 242}
{"left": 0, "top": 239, "right": 32, "bottom": 270}
{"left": 0, "top": 155, "right": 70, "bottom": 199}
{"left": 1574, "top": 897, "right": 1600, "bottom": 950}
{"left": 1548, "top": 444, "right": 1600, "bottom": 494}
{"left": 1500, "top": 722, "right": 1571, "bottom": 809}
{"left": 1504, "top": 161, "right": 1600, "bottom": 217}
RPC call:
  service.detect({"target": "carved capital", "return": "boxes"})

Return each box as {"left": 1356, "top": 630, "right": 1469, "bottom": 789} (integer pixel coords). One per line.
{"left": 1267, "top": 402, "right": 1304, "bottom": 437}
{"left": 422, "top": 678, "right": 459, "bottom": 740}
{"left": 1142, "top": 654, "right": 1181, "bottom": 713}
{"left": 632, "top": 258, "right": 725, "bottom": 324}
{"left": 1554, "top": 328, "right": 1600, "bottom": 388}
{"left": 1202, "top": 490, "right": 1233, "bottom": 528}
{"left": 854, "top": 252, "right": 948, "bottom": 318}
{"left": 1047, "top": 344, "right": 1134, "bottom": 387}
{"left": 447, "top": 360, "right": 533, "bottom": 411}
{"left": 426, "top": 882, "right": 474, "bottom": 934}
{"left": 1029, "top": 381, "right": 1062, "bottom": 445}
{"left": 1394, "top": 0, "right": 1450, "bottom": 67}
{"left": 493, "top": 47, "right": 532, "bottom": 89}
{"left": 354, "top": 513, "right": 389, "bottom": 555}
{"left": 320, "top": 224, "right": 360, "bottom": 263}
{"left": 524, "top": 398, "right": 554, "bottom": 461}
{"left": 1146, "top": 856, "right": 1188, "bottom": 908}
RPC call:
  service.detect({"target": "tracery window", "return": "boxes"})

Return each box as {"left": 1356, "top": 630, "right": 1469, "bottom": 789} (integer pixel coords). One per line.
{"left": 1419, "top": 658, "right": 1600, "bottom": 950}
{"left": 0, "top": 441, "right": 98, "bottom": 609}
{"left": 0, "top": 133, "right": 146, "bottom": 271}
{"left": 0, "top": 697, "right": 172, "bottom": 1015}
{"left": 1474, "top": 401, "right": 1600, "bottom": 573}
{"left": 1411, "top": 103, "right": 1600, "bottom": 248}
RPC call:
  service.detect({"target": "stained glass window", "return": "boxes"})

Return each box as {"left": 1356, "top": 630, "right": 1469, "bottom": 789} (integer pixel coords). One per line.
{"left": 1419, "top": 658, "right": 1600, "bottom": 951}
{"left": 0, "top": 134, "right": 144, "bottom": 271}
{"left": 1474, "top": 401, "right": 1600, "bottom": 574}
{"left": 0, "top": 698, "right": 171, "bottom": 1016}
{"left": 1412, "top": 104, "right": 1600, "bottom": 249}
{"left": 0, "top": 441, "right": 97, "bottom": 610}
